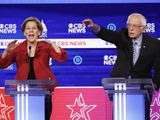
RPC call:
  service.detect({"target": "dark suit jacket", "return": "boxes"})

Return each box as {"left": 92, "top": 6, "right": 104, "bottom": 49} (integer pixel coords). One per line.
{"left": 96, "top": 27, "right": 160, "bottom": 87}
{"left": 0, "top": 40, "right": 67, "bottom": 90}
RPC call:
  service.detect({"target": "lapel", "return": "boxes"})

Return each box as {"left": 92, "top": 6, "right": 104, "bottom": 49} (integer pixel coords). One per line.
{"left": 134, "top": 34, "right": 149, "bottom": 66}
{"left": 20, "top": 40, "right": 28, "bottom": 55}
{"left": 128, "top": 38, "right": 133, "bottom": 65}
{"left": 122, "top": 28, "right": 134, "bottom": 65}
{"left": 21, "top": 40, "right": 41, "bottom": 58}
{"left": 16, "top": 40, "right": 28, "bottom": 62}
{"left": 34, "top": 41, "right": 44, "bottom": 57}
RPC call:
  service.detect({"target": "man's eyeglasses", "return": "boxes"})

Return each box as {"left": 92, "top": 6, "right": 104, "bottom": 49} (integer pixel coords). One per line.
{"left": 127, "top": 24, "right": 143, "bottom": 29}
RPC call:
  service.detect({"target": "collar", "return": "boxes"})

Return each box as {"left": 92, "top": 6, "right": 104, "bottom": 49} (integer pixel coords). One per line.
{"left": 132, "top": 34, "right": 142, "bottom": 46}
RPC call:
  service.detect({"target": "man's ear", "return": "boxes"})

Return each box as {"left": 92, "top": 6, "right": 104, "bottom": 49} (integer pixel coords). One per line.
{"left": 141, "top": 26, "right": 146, "bottom": 32}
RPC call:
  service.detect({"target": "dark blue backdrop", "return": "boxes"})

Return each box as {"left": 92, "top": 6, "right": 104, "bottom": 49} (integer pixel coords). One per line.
{"left": 0, "top": 4, "right": 159, "bottom": 86}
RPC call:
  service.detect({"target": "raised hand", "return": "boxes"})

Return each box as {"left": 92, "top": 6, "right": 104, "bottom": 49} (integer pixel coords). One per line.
{"left": 6, "top": 40, "right": 18, "bottom": 52}
{"left": 2, "top": 40, "right": 18, "bottom": 58}
{"left": 82, "top": 18, "right": 100, "bottom": 31}
{"left": 37, "top": 39, "right": 61, "bottom": 53}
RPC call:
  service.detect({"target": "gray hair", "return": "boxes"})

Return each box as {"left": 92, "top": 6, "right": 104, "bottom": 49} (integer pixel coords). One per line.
{"left": 127, "top": 13, "right": 147, "bottom": 26}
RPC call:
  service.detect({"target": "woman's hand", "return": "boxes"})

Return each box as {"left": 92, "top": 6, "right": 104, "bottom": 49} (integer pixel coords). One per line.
{"left": 37, "top": 39, "right": 61, "bottom": 53}
{"left": 2, "top": 40, "right": 18, "bottom": 58}
{"left": 6, "top": 40, "right": 18, "bottom": 52}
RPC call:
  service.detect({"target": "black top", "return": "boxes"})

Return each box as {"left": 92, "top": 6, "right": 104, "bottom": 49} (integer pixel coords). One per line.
{"left": 27, "top": 57, "right": 36, "bottom": 80}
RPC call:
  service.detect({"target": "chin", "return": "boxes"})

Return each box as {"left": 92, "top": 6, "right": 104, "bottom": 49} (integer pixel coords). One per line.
{"left": 28, "top": 40, "right": 36, "bottom": 43}
{"left": 129, "top": 35, "right": 136, "bottom": 39}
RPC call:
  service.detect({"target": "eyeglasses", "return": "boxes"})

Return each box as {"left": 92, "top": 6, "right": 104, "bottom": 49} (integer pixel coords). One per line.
{"left": 127, "top": 24, "right": 143, "bottom": 29}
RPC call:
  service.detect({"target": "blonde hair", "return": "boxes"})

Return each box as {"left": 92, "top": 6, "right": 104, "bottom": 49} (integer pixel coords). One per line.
{"left": 127, "top": 13, "right": 147, "bottom": 26}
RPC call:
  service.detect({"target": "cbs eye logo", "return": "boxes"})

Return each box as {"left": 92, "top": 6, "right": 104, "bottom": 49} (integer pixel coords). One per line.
{"left": 107, "top": 23, "right": 116, "bottom": 31}
{"left": 73, "top": 56, "right": 83, "bottom": 65}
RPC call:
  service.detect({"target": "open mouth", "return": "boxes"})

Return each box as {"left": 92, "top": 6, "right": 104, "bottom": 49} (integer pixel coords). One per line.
{"left": 28, "top": 34, "right": 35, "bottom": 39}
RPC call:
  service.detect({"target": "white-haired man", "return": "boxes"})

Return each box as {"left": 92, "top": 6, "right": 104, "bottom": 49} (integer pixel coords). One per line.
{"left": 83, "top": 13, "right": 160, "bottom": 120}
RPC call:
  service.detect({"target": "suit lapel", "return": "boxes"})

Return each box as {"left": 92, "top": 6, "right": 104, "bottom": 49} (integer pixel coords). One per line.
{"left": 134, "top": 34, "right": 149, "bottom": 66}
{"left": 128, "top": 39, "right": 133, "bottom": 65}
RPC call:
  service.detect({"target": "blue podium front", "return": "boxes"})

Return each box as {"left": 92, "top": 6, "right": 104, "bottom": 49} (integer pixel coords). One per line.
{"left": 102, "top": 78, "right": 153, "bottom": 120}
{"left": 5, "top": 80, "right": 54, "bottom": 120}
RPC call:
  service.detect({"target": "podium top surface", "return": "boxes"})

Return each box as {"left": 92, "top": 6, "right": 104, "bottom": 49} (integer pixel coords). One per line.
{"left": 5, "top": 80, "right": 54, "bottom": 86}
{"left": 101, "top": 78, "right": 155, "bottom": 91}
{"left": 5, "top": 80, "right": 54, "bottom": 95}
{"left": 102, "top": 78, "right": 153, "bottom": 85}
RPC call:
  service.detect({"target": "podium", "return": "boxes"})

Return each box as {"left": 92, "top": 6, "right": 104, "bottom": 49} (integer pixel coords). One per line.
{"left": 5, "top": 80, "right": 54, "bottom": 120}
{"left": 102, "top": 78, "right": 154, "bottom": 120}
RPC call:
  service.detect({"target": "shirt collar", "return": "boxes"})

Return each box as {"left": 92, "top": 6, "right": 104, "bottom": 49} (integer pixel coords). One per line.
{"left": 132, "top": 34, "right": 142, "bottom": 46}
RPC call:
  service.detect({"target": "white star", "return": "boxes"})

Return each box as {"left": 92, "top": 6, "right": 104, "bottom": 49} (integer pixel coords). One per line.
{"left": 67, "top": 97, "right": 87, "bottom": 118}
{"left": 150, "top": 112, "right": 160, "bottom": 120}
{"left": 66, "top": 93, "right": 97, "bottom": 120}
{"left": 82, "top": 105, "right": 97, "bottom": 120}
{"left": 150, "top": 92, "right": 160, "bottom": 119}
{"left": 150, "top": 93, "right": 160, "bottom": 107}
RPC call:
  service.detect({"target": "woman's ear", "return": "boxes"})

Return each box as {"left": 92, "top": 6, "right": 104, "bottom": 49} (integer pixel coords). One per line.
{"left": 38, "top": 31, "right": 41, "bottom": 36}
